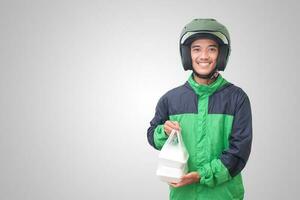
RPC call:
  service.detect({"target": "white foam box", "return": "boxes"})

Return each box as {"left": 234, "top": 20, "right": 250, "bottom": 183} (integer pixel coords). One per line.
{"left": 156, "top": 164, "right": 188, "bottom": 183}
{"left": 158, "top": 145, "right": 189, "bottom": 169}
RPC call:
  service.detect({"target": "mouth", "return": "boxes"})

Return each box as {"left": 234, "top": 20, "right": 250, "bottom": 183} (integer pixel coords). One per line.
{"left": 197, "top": 62, "right": 211, "bottom": 67}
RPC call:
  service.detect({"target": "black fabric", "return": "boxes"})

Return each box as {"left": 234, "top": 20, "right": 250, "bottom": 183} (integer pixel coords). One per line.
{"left": 147, "top": 94, "right": 169, "bottom": 149}
{"left": 220, "top": 90, "right": 252, "bottom": 177}
{"left": 208, "top": 83, "right": 237, "bottom": 115}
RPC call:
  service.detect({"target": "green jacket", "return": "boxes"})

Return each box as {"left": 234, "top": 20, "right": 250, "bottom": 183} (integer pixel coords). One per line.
{"left": 147, "top": 74, "right": 252, "bottom": 200}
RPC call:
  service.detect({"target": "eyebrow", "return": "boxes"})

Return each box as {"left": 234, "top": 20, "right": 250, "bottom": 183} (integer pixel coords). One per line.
{"left": 191, "top": 44, "right": 218, "bottom": 49}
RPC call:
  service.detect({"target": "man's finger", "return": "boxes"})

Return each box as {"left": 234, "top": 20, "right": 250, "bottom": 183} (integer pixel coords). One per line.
{"left": 170, "top": 121, "right": 178, "bottom": 125}
{"left": 180, "top": 175, "right": 187, "bottom": 181}
{"left": 165, "top": 122, "right": 179, "bottom": 131}
{"left": 182, "top": 173, "right": 193, "bottom": 179}
{"left": 172, "top": 121, "right": 181, "bottom": 131}
{"left": 169, "top": 182, "right": 181, "bottom": 188}
{"left": 164, "top": 126, "right": 172, "bottom": 135}
{"left": 169, "top": 182, "right": 176, "bottom": 187}
{"left": 171, "top": 121, "right": 180, "bottom": 128}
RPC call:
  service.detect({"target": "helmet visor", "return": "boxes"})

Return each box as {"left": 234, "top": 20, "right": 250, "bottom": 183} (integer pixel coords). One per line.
{"left": 181, "top": 31, "right": 229, "bottom": 45}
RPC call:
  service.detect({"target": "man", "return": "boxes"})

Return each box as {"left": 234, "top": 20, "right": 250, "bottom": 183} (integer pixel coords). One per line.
{"left": 147, "top": 18, "right": 252, "bottom": 200}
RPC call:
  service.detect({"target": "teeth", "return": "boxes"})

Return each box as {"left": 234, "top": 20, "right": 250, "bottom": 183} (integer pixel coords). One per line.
{"left": 198, "top": 63, "right": 210, "bottom": 67}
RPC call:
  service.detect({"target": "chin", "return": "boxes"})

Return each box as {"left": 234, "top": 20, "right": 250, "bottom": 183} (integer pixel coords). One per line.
{"left": 194, "top": 69, "right": 212, "bottom": 76}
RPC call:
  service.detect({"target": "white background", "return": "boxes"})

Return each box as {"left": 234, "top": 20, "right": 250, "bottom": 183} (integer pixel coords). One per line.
{"left": 0, "top": 0, "right": 299, "bottom": 199}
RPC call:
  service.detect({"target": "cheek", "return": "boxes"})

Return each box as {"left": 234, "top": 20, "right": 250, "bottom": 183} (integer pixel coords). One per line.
{"left": 191, "top": 55, "right": 197, "bottom": 62}
{"left": 191, "top": 52, "right": 202, "bottom": 60}
{"left": 212, "top": 55, "right": 218, "bottom": 63}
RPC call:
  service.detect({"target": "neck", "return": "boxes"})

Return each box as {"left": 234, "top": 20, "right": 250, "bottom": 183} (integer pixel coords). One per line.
{"left": 193, "top": 74, "right": 217, "bottom": 85}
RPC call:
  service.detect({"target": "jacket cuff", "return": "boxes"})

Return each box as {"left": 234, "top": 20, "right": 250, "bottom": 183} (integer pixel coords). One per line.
{"left": 153, "top": 125, "right": 168, "bottom": 150}
{"left": 198, "top": 160, "right": 232, "bottom": 187}
{"left": 198, "top": 165, "right": 210, "bottom": 185}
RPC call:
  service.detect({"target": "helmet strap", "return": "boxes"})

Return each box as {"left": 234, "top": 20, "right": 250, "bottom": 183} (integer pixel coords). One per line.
{"left": 192, "top": 67, "right": 219, "bottom": 80}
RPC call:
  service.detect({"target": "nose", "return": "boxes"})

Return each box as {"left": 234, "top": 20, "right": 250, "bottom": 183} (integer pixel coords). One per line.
{"left": 199, "top": 50, "right": 209, "bottom": 59}
{"left": 196, "top": 50, "right": 209, "bottom": 62}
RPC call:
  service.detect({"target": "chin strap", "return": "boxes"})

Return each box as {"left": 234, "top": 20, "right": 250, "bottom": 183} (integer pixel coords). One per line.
{"left": 193, "top": 68, "right": 219, "bottom": 80}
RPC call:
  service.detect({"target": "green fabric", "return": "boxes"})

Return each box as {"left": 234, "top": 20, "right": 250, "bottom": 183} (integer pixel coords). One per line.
{"left": 187, "top": 73, "right": 228, "bottom": 96}
{"left": 154, "top": 74, "right": 245, "bottom": 200}
{"left": 154, "top": 124, "right": 168, "bottom": 150}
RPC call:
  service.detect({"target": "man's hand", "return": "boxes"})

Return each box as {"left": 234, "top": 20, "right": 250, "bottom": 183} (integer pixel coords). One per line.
{"left": 163, "top": 120, "right": 181, "bottom": 135}
{"left": 169, "top": 172, "right": 200, "bottom": 188}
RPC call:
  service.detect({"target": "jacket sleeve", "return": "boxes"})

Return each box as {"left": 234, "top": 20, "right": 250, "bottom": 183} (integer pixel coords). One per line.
{"left": 147, "top": 95, "right": 169, "bottom": 150}
{"left": 197, "top": 92, "right": 252, "bottom": 187}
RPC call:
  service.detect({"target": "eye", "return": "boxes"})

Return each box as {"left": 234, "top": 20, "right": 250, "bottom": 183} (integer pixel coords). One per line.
{"left": 192, "top": 48, "right": 200, "bottom": 52}
{"left": 208, "top": 47, "right": 218, "bottom": 52}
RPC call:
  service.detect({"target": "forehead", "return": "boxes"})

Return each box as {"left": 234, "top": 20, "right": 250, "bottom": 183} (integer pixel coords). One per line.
{"left": 191, "top": 38, "right": 218, "bottom": 47}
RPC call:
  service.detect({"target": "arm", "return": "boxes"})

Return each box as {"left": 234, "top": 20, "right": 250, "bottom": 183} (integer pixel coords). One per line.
{"left": 198, "top": 92, "right": 252, "bottom": 187}
{"left": 147, "top": 96, "right": 169, "bottom": 150}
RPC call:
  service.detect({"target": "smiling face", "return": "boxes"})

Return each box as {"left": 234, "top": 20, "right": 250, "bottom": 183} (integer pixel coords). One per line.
{"left": 190, "top": 38, "right": 219, "bottom": 76}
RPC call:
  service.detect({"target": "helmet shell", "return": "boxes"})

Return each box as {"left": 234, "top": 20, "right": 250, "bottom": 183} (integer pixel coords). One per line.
{"left": 179, "top": 18, "right": 231, "bottom": 71}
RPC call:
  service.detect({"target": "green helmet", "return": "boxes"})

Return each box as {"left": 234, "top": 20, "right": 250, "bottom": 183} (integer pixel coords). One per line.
{"left": 179, "top": 18, "right": 231, "bottom": 73}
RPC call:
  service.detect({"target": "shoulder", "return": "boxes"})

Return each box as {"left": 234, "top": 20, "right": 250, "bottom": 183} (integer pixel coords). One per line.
{"left": 219, "top": 81, "right": 250, "bottom": 101}
{"left": 224, "top": 83, "right": 251, "bottom": 112}
{"left": 156, "top": 83, "right": 197, "bottom": 115}
{"left": 156, "top": 82, "right": 194, "bottom": 108}
{"left": 209, "top": 80, "right": 251, "bottom": 115}
{"left": 160, "top": 82, "right": 194, "bottom": 101}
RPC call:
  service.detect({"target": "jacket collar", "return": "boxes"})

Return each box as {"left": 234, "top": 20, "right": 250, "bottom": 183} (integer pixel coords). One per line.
{"left": 187, "top": 73, "right": 228, "bottom": 96}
